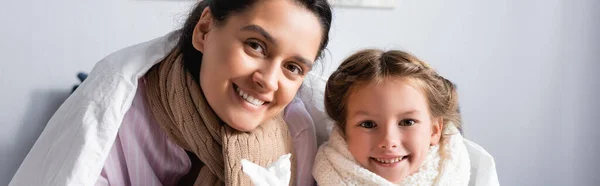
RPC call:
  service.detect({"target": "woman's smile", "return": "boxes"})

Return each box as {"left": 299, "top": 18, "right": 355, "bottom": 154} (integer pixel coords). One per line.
{"left": 232, "top": 83, "right": 270, "bottom": 109}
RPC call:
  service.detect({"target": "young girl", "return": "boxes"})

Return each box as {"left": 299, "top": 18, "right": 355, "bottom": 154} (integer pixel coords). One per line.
{"left": 313, "top": 49, "right": 498, "bottom": 185}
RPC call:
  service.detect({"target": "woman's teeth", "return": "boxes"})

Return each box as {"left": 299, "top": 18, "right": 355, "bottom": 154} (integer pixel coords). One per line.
{"left": 236, "top": 87, "right": 265, "bottom": 106}
{"left": 374, "top": 156, "right": 406, "bottom": 164}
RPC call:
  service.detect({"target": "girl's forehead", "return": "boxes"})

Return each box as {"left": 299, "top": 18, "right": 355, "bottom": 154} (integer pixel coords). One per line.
{"left": 346, "top": 78, "right": 430, "bottom": 116}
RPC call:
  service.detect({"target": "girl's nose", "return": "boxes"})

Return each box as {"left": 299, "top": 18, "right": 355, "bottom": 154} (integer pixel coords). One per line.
{"left": 378, "top": 127, "right": 399, "bottom": 149}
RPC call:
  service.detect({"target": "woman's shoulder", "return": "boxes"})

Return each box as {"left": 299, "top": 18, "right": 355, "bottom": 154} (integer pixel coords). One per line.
{"left": 9, "top": 31, "right": 181, "bottom": 186}
{"left": 296, "top": 74, "right": 335, "bottom": 145}
{"left": 93, "top": 31, "right": 179, "bottom": 75}
{"left": 284, "top": 98, "right": 314, "bottom": 134}
{"left": 96, "top": 80, "right": 191, "bottom": 186}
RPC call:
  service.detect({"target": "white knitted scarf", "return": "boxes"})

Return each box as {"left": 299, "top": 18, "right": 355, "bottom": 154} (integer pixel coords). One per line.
{"left": 313, "top": 125, "right": 470, "bottom": 186}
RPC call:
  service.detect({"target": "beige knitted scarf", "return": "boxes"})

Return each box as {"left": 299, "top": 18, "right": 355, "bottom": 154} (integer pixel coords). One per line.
{"left": 145, "top": 48, "right": 294, "bottom": 186}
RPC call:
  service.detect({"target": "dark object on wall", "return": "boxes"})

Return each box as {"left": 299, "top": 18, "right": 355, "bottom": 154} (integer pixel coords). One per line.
{"left": 71, "top": 72, "right": 88, "bottom": 94}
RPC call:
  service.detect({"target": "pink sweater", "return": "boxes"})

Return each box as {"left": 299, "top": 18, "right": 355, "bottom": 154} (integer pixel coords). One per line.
{"left": 95, "top": 79, "right": 317, "bottom": 186}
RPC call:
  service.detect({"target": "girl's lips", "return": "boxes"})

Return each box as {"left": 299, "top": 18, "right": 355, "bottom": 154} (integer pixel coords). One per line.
{"left": 370, "top": 156, "right": 409, "bottom": 167}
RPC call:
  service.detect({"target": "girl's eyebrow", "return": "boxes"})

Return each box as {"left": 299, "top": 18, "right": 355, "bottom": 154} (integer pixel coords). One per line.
{"left": 352, "top": 110, "right": 378, "bottom": 117}
{"left": 352, "top": 110, "right": 420, "bottom": 117}
{"left": 397, "top": 110, "right": 419, "bottom": 116}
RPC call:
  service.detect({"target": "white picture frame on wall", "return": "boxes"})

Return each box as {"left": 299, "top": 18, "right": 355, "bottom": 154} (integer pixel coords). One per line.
{"left": 328, "top": 0, "right": 396, "bottom": 8}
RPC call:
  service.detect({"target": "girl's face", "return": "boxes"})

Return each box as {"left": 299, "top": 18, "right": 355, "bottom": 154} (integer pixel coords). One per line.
{"left": 344, "top": 77, "right": 443, "bottom": 183}
{"left": 192, "top": 0, "right": 322, "bottom": 131}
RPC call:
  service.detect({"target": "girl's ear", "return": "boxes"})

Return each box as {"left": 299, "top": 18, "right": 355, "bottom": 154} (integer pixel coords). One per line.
{"left": 430, "top": 117, "right": 443, "bottom": 146}
{"left": 192, "top": 7, "right": 214, "bottom": 53}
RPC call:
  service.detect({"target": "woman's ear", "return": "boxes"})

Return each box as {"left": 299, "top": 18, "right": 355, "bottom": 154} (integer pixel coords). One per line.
{"left": 192, "top": 7, "right": 214, "bottom": 53}
{"left": 430, "top": 117, "right": 443, "bottom": 146}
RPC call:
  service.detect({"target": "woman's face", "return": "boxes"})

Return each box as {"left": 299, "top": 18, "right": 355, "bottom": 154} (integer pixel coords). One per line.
{"left": 192, "top": 0, "right": 322, "bottom": 131}
{"left": 344, "top": 78, "right": 442, "bottom": 183}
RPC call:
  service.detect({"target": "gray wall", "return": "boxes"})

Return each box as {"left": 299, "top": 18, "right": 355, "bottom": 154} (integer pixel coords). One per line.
{"left": 1, "top": 0, "right": 598, "bottom": 185}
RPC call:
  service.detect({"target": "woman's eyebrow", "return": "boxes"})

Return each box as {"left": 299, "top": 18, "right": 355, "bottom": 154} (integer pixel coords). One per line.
{"left": 292, "top": 56, "right": 314, "bottom": 70}
{"left": 241, "top": 24, "right": 314, "bottom": 69}
{"left": 240, "top": 24, "right": 276, "bottom": 44}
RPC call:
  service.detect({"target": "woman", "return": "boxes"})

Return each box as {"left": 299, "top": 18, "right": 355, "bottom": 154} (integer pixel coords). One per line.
{"left": 10, "top": 0, "right": 332, "bottom": 185}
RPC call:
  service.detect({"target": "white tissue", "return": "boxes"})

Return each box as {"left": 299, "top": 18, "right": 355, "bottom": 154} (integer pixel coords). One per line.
{"left": 241, "top": 153, "right": 292, "bottom": 186}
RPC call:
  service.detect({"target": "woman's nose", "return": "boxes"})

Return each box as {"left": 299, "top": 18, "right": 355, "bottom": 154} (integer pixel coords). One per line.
{"left": 252, "top": 64, "right": 279, "bottom": 92}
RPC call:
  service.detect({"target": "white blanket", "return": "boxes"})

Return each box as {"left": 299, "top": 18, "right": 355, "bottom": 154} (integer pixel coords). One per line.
{"left": 9, "top": 30, "right": 499, "bottom": 186}
{"left": 8, "top": 31, "right": 330, "bottom": 186}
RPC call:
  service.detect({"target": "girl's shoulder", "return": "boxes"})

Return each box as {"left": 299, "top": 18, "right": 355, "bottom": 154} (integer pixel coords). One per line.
{"left": 462, "top": 139, "right": 500, "bottom": 186}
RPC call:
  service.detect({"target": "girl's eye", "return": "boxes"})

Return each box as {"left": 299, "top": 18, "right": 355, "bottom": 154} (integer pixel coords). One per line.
{"left": 399, "top": 119, "right": 417, "bottom": 126}
{"left": 245, "top": 40, "right": 265, "bottom": 55}
{"left": 359, "top": 121, "right": 377, "bottom": 128}
{"left": 284, "top": 63, "right": 304, "bottom": 75}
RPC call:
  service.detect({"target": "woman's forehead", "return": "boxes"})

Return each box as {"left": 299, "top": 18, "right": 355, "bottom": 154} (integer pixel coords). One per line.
{"left": 225, "top": 0, "right": 323, "bottom": 60}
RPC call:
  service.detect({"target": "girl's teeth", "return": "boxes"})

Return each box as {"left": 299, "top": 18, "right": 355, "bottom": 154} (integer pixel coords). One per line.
{"left": 375, "top": 157, "right": 404, "bottom": 164}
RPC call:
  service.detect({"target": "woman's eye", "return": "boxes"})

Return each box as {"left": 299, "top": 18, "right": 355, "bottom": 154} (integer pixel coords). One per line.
{"left": 359, "top": 121, "right": 376, "bottom": 128}
{"left": 399, "top": 119, "right": 416, "bottom": 126}
{"left": 285, "top": 64, "right": 304, "bottom": 75}
{"left": 245, "top": 40, "right": 265, "bottom": 55}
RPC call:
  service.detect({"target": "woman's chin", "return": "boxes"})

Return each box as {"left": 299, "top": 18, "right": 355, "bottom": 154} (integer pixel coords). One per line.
{"left": 230, "top": 124, "right": 259, "bottom": 132}
{"left": 224, "top": 117, "right": 262, "bottom": 132}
